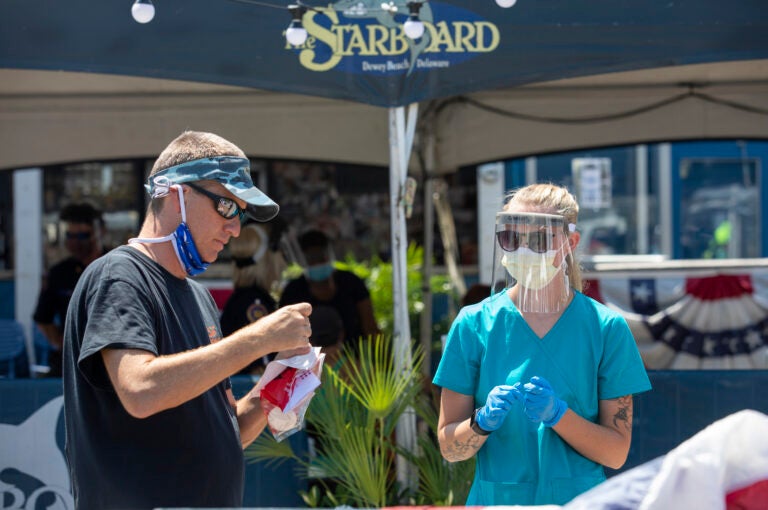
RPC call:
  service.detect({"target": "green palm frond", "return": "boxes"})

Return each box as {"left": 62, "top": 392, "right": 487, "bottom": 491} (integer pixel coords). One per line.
{"left": 244, "top": 432, "right": 299, "bottom": 469}
{"left": 334, "top": 336, "right": 424, "bottom": 423}
{"left": 305, "top": 365, "right": 366, "bottom": 441}
{"left": 312, "top": 425, "right": 392, "bottom": 508}
{"left": 400, "top": 433, "right": 475, "bottom": 506}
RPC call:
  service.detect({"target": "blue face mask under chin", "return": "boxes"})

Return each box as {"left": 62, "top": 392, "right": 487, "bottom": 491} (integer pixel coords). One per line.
{"left": 128, "top": 183, "right": 210, "bottom": 277}
{"left": 171, "top": 222, "right": 210, "bottom": 276}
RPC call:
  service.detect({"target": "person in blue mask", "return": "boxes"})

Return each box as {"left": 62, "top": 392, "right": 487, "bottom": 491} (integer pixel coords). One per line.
{"left": 279, "top": 229, "right": 379, "bottom": 354}
{"left": 62, "top": 131, "right": 314, "bottom": 510}
{"left": 433, "top": 183, "right": 651, "bottom": 506}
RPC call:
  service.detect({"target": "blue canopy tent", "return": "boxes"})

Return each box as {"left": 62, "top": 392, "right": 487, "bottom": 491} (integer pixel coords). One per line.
{"left": 2, "top": 0, "right": 766, "bottom": 106}
{"left": 2, "top": 0, "right": 768, "bottom": 487}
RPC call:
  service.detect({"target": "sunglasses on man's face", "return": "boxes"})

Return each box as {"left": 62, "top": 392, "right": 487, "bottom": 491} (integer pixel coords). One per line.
{"left": 496, "top": 230, "right": 555, "bottom": 253}
{"left": 186, "top": 182, "right": 246, "bottom": 222}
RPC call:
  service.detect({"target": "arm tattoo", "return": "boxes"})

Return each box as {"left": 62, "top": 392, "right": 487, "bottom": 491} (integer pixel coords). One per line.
{"left": 611, "top": 395, "right": 633, "bottom": 432}
{"left": 443, "top": 434, "right": 485, "bottom": 462}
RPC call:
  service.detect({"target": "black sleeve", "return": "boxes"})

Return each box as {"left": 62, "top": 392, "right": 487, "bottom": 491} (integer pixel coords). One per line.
{"left": 77, "top": 278, "right": 158, "bottom": 389}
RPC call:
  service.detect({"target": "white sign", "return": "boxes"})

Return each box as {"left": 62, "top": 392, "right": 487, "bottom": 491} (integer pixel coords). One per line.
{"left": 573, "top": 158, "right": 612, "bottom": 209}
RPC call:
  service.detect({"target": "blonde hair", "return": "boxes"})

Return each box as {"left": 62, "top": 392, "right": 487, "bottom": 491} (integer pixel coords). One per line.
{"left": 229, "top": 224, "right": 286, "bottom": 295}
{"left": 504, "top": 183, "right": 583, "bottom": 291}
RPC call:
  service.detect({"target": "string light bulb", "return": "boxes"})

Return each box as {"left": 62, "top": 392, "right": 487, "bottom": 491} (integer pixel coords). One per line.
{"left": 403, "top": 2, "right": 424, "bottom": 39}
{"left": 381, "top": 1, "right": 397, "bottom": 13}
{"left": 495, "top": 0, "right": 517, "bottom": 8}
{"left": 131, "top": 0, "right": 155, "bottom": 23}
{"left": 285, "top": 4, "right": 308, "bottom": 46}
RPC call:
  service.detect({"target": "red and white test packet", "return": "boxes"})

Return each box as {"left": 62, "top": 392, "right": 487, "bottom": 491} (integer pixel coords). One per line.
{"left": 252, "top": 347, "right": 324, "bottom": 441}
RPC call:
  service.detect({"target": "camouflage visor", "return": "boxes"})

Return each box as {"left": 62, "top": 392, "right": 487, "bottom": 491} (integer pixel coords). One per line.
{"left": 146, "top": 156, "right": 279, "bottom": 222}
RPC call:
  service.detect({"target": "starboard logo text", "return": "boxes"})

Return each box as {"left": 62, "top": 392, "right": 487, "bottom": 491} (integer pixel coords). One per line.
{"left": 285, "top": 1, "right": 499, "bottom": 74}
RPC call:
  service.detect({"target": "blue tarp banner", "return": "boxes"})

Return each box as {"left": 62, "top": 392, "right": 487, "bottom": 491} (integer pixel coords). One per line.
{"left": 0, "top": 370, "right": 768, "bottom": 508}
{"left": 2, "top": 372, "right": 767, "bottom": 507}
{"left": 0, "top": 377, "right": 305, "bottom": 509}
{"left": 1, "top": 1, "right": 767, "bottom": 107}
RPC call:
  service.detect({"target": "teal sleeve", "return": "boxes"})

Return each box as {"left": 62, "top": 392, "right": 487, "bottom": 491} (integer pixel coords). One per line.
{"left": 598, "top": 315, "right": 652, "bottom": 400}
{"left": 433, "top": 306, "right": 483, "bottom": 396}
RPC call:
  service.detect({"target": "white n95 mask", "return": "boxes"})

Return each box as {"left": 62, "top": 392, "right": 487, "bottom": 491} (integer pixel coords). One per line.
{"left": 501, "top": 247, "right": 563, "bottom": 290}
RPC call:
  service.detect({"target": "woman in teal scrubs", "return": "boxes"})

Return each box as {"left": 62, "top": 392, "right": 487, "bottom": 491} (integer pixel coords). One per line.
{"left": 433, "top": 183, "right": 651, "bottom": 506}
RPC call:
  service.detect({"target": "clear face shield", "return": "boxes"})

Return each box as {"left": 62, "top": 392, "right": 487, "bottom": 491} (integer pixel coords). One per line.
{"left": 490, "top": 211, "right": 574, "bottom": 314}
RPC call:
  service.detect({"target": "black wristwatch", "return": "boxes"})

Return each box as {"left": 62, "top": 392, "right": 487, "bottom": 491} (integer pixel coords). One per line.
{"left": 469, "top": 408, "right": 492, "bottom": 436}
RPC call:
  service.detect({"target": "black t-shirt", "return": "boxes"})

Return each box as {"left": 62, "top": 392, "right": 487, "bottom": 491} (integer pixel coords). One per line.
{"left": 279, "top": 270, "right": 370, "bottom": 345}
{"left": 63, "top": 246, "right": 244, "bottom": 510}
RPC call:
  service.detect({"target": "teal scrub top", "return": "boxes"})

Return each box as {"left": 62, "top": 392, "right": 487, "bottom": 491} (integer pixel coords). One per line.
{"left": 433, "top": 290, "right": 652, "bottom": 506}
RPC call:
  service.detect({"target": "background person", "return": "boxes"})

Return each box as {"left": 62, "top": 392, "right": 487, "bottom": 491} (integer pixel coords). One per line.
{"left": 307, "top": 304, "right": 345, "bottom": 368}
{"left": 33, "top": 202, "right": 106, "bottom": 377}
{"left": 433, "top": 183, "right": 651, "bottom": 506}
{"left": 62, "top": 130, "right": 313, "bottom": 510}
{"left": 279, "top": 229, "right": 379, "bottom": 352}
{"left": 220, "top": 221, "right": 287, "bottom": 374}
{"left": 461, "top": 283, "right": 492, "bottom": 308}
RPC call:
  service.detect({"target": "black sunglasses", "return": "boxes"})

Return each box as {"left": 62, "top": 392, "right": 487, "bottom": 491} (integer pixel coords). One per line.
{"left": 186, "top": 182, "right": 246, "bottom": 221}
{"left": 496, "top": 230, "right": 554, "bottom": 253}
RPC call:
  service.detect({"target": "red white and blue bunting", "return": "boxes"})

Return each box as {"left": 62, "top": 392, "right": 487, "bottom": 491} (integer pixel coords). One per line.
{"left": 584, "top": 268, "right": 768, "bottom": 370}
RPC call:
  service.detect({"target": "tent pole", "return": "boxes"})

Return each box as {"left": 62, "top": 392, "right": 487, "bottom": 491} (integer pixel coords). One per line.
{"left": 389, "top": 104, "right": 417, "bottom": 495}
{"left": 419, "top": 126, "right": 435, "bottom": 382}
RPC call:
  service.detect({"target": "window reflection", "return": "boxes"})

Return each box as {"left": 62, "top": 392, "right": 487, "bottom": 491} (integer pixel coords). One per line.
{"left": 268, "top": 160, "right": 391, "bottom": 262}
{"left": 495, "top": 140, "right": 764, "bottom": 262}
{"left": 680, "top": 159, "right": 759, "bottom": 259}
{"left": 43, "top": 161, "right": 142, "bottom": 269}
{"left": 533, "top": 145, "right": 660, "bottom": 260}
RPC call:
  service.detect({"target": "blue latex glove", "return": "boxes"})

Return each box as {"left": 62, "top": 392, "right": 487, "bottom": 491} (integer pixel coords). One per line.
{"left": 475, "top": 383, "right": 523, "bottom": 432}
{"left": 522, "top": 376, "right": 567, "bottom": 427}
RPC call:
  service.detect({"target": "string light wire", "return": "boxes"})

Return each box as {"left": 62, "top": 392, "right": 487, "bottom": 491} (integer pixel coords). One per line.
{"left": 130, "top": 0, "right": 519, "bottom": 40}
{"left": 436, "top": 85, "right": 768, "bottom": 124}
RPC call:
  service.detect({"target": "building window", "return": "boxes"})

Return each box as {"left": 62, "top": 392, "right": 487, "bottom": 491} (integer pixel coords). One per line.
{"left": 268, "top": 160, "right": 391, "bottom": 262}
{"left": 43, "top": 161, "right": 144, "bottom": 268}
{"left": 533, "top": 145, "right": 661, "bottom": 259}
{"left": 478, "top": 139, "right": 767, "bottom": 262}
{"left": 679, "top": 158, "right": 759, "bottom": 259}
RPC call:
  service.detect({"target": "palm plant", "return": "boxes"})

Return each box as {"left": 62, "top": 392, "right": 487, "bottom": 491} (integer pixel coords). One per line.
{"left": 407, "top": 395, "right": 475, "bottom": 506}
{"left": 245, "top": 334, "right": 474, "bottom": 507}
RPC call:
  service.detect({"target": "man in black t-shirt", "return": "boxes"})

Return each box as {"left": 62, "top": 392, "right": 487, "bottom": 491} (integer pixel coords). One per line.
{"left": 33, "top": 203, "right": 105, "bottom": 376}
{"left": 63, "top": 131, "right": 313, "bottom": 510}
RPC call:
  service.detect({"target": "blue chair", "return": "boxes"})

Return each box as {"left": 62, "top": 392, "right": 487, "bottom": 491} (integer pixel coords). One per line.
{"left": 0, "top": 319, "right": 26, "bottom": 378}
